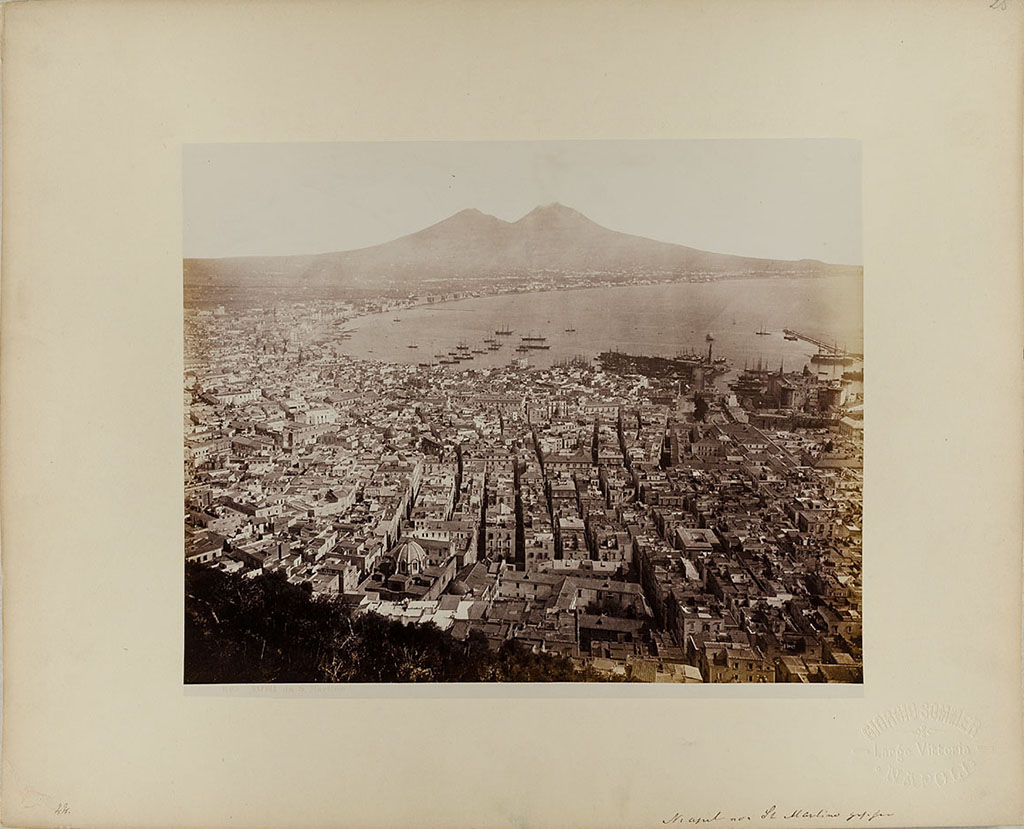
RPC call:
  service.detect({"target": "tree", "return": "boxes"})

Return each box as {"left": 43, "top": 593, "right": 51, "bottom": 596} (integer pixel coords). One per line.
{"left": 184, "top": 563, "right": 601, "bottom": 684}
{"left": 693, "top": 394, "right": 709, "bottom": 422}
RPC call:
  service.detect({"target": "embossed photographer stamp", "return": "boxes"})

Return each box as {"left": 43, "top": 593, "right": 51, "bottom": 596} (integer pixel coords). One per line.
{"left": 855, "top": 703, "right": 989, "bottom": 788}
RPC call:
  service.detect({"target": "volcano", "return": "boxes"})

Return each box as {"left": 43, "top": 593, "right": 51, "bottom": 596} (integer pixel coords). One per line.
{"left": 184, "top": 203, "right": 860, "bottom": 291}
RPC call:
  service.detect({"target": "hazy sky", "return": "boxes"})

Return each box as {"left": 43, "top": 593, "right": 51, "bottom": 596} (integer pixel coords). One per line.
{"left": 183, "top": 140, "right": 861, "bottom": 264}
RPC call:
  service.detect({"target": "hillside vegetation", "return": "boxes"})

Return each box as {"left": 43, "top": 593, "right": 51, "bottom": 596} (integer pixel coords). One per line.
{"left": 185, "top": 564, "right": 603, "bottom": 683}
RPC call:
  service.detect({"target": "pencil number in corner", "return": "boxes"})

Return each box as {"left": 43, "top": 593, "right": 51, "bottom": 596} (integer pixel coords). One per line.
{"left": 988, "top": 0, "right": 1008, "bottom": 9}
{"left": 55, "top": 802, "right": 71, "bottom": 816}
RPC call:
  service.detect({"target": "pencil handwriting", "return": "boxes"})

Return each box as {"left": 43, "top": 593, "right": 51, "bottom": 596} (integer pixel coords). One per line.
{"left": 661, "top": 806, "right": 895, "bottom": 825}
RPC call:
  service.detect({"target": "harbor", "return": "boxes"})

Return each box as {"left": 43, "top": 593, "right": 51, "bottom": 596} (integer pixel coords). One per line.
{"left": 340, "top": 276, "right": 863, "bottom": 376}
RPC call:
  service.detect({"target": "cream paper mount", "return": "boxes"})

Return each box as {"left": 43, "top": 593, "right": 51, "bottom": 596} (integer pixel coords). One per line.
{"left": 1, "top": 1, "right": 1022, "bottom": 828}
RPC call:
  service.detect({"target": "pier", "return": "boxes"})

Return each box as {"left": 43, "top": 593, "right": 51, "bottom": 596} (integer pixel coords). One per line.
{"left": 783, "top": 329, "right": 862, "bottom": 359}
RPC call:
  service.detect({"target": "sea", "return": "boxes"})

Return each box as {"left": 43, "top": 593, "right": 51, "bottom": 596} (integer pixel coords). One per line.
{"left": 338, "top": 276, "right": 863, "bottom": 386}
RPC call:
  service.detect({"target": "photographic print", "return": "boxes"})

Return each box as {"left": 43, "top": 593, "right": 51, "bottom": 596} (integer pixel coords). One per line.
{"left": 183, "top": 140, "right": 863, "bottom": 684}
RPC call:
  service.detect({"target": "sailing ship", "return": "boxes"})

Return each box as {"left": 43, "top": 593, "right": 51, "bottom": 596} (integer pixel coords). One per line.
{"left": 810, "top": 349, "right": 854, "bottom": 366}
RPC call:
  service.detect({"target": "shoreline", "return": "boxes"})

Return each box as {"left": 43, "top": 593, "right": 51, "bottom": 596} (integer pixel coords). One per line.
{"left": 185, "top": 273, "right": 864, "bottom": 383}
{"left": 183, "top": 268, "right": 864, "bottom": 312}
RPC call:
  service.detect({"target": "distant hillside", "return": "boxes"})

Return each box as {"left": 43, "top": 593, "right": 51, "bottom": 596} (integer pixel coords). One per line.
{"left": 184, "top": 202, "right": 861, "bottom": 292}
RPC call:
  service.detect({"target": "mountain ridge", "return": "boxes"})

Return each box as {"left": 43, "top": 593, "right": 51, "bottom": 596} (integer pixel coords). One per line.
{"left": 184, "top": 203, "right": 860, "bottom": 291}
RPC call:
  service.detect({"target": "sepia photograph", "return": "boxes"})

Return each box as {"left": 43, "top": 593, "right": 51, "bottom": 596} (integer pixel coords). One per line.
{"left": 183, "top": 140, "right": 863, "bottom": 684}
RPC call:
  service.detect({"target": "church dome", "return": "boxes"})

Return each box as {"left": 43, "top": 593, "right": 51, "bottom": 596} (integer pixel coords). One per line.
{"left": 394, "top": 539, "right": 427, "bottom": 575}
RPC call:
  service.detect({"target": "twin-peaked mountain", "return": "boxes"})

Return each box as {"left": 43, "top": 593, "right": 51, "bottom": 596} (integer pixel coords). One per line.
{"left": 184, "top": 203, "right": 860, "bottom": 290}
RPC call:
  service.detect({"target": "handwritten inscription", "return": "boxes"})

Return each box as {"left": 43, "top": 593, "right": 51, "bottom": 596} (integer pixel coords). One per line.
{"left": 662, "top": 807, "right": 895, "bottom": 825}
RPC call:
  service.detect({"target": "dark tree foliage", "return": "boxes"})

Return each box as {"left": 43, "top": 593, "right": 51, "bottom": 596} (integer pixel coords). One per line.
{"left": 185, "top": 564, "right": 350, "bottom": 683}
{"left": 185, "top": 564, "right": 603, "bottom": 683}
{"left": 693, "top": 393, "right": 709, "bottom": 422}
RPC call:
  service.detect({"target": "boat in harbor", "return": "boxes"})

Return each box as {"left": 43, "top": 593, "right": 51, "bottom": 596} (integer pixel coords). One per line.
{"left": 676, "top": 349, "right": 704, "bottom": 362}
{"left": 810, "top": 350, "right": 854, "bottom": 365}
{"left": 598, "top": 350, "right": 728, "bottom": 381}
{"left": 495, "top": 325, "right": 513, "bottom": 336}
{"left": 784, "top": 333, "right": 798, "bottom": 341}
{"left": 521, "top": 333, "right": 547, "bottom": 342}
{"left": 564, "top": 328, "right": 576, "bottom": 333}
{"left": 407, "top": 344, "right": 419, "bottom": 349}
{"left": 756, "top": 325, "right": 771, "bottom": 336}
{"left": 730, "top": 372, "right": 766, "bottom": 395}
